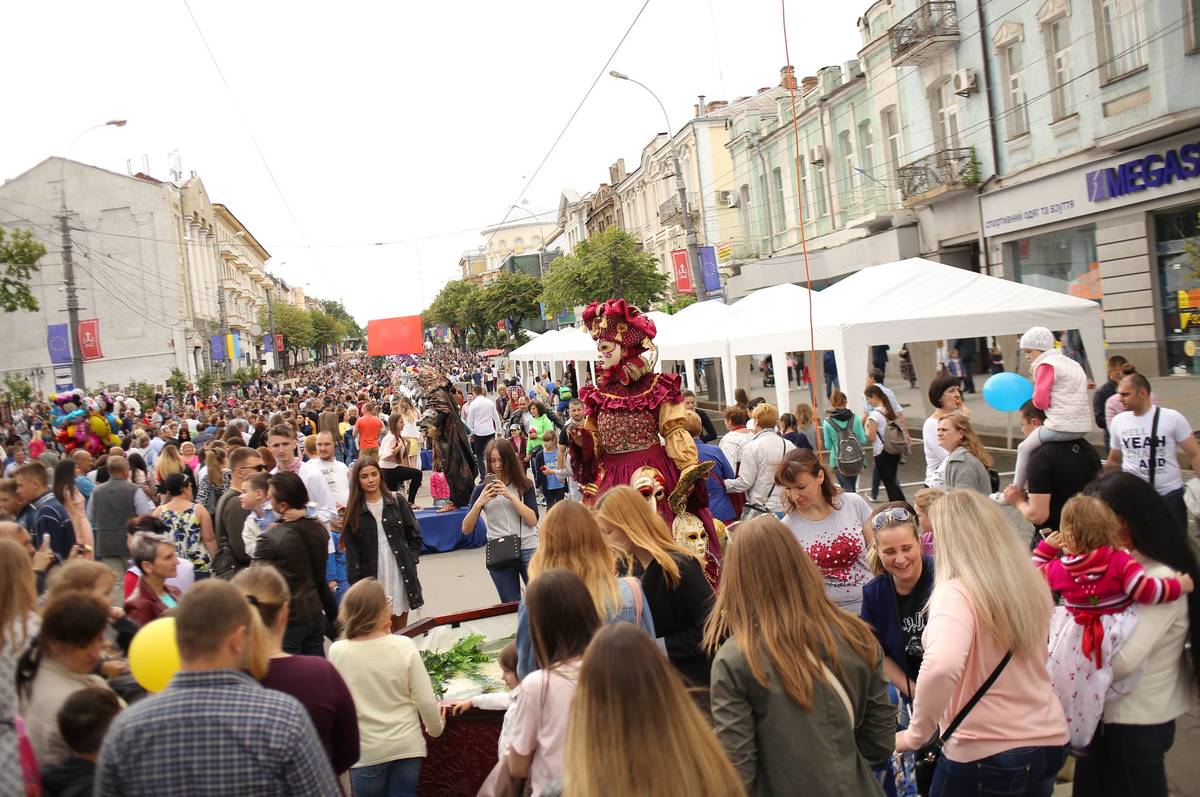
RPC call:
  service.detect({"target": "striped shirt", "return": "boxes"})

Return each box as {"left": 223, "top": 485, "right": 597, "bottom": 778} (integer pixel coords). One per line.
{"left": 95, "top": 669, "right": 339, "bottom": 796}
{"left": 20, "top": 492, "right": 74, "bottom": 561}
{"left": 1033, "top": 541, "right": 1184, "bottom": 614}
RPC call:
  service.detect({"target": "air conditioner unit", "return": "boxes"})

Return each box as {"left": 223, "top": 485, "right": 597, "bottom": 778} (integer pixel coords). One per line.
{"left": 809, "top": 145, "right": 826, "bottom": 165}
{"left": 952, "top": 68, "right": 978, "bottom": 97}
{"left": 717, "top": 190, "right": 738, "bottom": 208}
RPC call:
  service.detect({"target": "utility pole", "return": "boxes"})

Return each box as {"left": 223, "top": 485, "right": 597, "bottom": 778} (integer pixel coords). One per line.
{"left": 266, "top": 288, "right": 277, "bottom": 371}
{"left": 57, "top": 206, "right": 86, "bottom": 390}
{"left": 212, "top": 234, "right": 232, "bottom": 378}
{"left": 670, "top": 150, "right": 705, "bottom": 302}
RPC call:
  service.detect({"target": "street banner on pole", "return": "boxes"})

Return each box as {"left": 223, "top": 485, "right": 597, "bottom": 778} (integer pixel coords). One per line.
{"left": 274, "top": 334, "right": 285, "bottom": 352}
{"left": 47, "top": 324, "right": 71, "bottom": 365}
{"left": 367, "top": 316, "right": 423, "bottom": 356}
{"left": 263, "top": 335, "right": 273, "bottom": 353}
{"left": 671, "top": 249, "right": 692, "bottom": 293}
{"left": 210, "top": 335, "right": 226, "bottom": 362}
{"left": 77, "top": 319, "right": 103, "bottom": 360}
{"left": 699, "top": 246, "right": 721, "bottom": 292}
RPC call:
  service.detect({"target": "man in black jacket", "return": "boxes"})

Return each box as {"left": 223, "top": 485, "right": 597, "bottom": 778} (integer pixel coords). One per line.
{"left": 1092, "top": 355, "right": 1127, "bottom": 449}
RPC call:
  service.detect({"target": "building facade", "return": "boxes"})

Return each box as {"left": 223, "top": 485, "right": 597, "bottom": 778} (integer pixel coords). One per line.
{"left": 0, "top": 157, "right": 280, "bottom": 393}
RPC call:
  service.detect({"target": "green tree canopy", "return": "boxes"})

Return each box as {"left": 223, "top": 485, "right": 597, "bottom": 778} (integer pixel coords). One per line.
{"left": 320, "top": 299, "right": 363, "bottom": 340}
{"left": 540, "top": 228, "right": 667, "bottom": 315}
{"left": 482, "top": 272, "right": 542, "bottom": 336}
{"left": 259, "top": 303, "right": 314, "bottom": 364}
{"left": 0, "top": 228, "right": 47, "bottom": 312}
{"left": 428, "top": 280, "right": 478, "bottom": 348}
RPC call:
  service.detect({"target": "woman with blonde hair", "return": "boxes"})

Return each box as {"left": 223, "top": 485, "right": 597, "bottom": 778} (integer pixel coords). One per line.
{"left": 896, "top": 490, "right": 1068, "bottom": 795}
{"left": 516, "top": 500, "right": 654, "bottom": 679}
{"left": 329, "top": 579, "right": 443, "bottom": 797}
{"left": 595, "top": 486, "right": 714, "bottom": 686}
{"left": 234, "top": 565, "right": 359, "bottom": 778}
{"left": 154, "top": 444, "right": 189, "bottom": 493}
{"left": 395, "top": 396, "right": 422, "bottom": 469}
{"left": 196, "top": 442, "right": 230, "bottom": 515}
{"left": 0, "top": 539, "right": 39, "bottom": 795}
{"left": 563, "top": 623, "right": 742, "bottom": 797}
{"left": 706, "top": 515, "right": 894, "bottom": 795}
{"left": 724, "top": 403, "right": 795, "bottom": 517}
{"left": 934, "top": 414, "right": 993, "bottom": 495}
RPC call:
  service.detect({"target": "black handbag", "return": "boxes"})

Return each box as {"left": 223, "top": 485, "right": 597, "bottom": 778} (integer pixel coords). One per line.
{"left": 914, "top": 651, "right": 1013, "bottom": 795}
{"left": 485, "top": 533, "right": 521, "bottom": 571}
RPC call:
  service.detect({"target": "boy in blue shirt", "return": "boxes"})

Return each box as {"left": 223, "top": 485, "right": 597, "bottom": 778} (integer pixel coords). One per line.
{"left": 533, "top": 429, "right": 567, "bottom": 508}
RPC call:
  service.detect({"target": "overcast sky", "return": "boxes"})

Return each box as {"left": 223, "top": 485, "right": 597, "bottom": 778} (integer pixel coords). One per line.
{"left": 1, "top": 0, "right": 862, "bottom": 325}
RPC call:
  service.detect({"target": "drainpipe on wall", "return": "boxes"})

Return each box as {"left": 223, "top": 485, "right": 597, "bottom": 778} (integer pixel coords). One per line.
{"left": 974, "top": 0, "right": 1003, "bottom": 278}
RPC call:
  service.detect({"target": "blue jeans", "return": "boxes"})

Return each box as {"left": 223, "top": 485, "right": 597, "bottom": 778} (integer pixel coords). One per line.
{"left": 931, "top": 744, "right": 1066, "bottom": 797}
{"left": 488, "top": 547, "right": 534, "bottom": 603}
{"left": 351, "top": 757, "right": 422, "bottom": 797}
{"left": 835, "top": 471, "right": 859, "bottom": 494}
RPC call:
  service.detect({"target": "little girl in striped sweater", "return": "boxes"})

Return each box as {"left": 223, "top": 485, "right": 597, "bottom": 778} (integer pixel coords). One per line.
{"left": 1033, "top": 494, "right": 1193, "bottom": 749}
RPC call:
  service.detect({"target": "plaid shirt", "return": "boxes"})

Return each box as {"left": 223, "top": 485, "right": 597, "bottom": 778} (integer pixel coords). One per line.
{"left": 95, "top": 669, "right": 339, "bottom": 796}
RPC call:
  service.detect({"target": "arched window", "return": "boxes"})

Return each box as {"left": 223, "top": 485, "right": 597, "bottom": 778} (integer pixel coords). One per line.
{"left": 514, "top": 237, "right": 524, "bottom": 248}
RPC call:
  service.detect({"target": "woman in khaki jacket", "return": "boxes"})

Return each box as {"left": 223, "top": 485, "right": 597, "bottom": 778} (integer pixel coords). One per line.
{"left": 706, "top": 515, "right": 894, "bottom": 796}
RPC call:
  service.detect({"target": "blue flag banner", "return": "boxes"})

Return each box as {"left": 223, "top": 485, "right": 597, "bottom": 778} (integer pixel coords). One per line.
{"left": 699, "top": 246, "right": 721, "bottom": 292}
{"left": 263, "top": 335, "right": 273, "bottom": 353}
{"left": 210, "top": 335, "right": 226, "bottom": 362}
{"left": 47, "top": 324, "right": 72, "bottom": 364}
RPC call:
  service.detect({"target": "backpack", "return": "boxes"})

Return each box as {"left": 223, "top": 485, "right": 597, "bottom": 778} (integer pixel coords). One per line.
{"left": 558, "top": 384, "right": 573, "bottom": 401}
{"left": 835, "top": 421, "right": 864, "bottom": 477}
{"left": 883, "top": 418, "right": 910, "bottom": 456}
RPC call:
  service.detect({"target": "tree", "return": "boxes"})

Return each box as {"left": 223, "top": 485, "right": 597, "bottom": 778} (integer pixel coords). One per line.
{"left": 167, "top": 368, "right": 189, "bottom": 399}
{"left": 321, "top": 299, "right": 363, "bottom": 341}
{"left": 656, "top": 292, "right": 697, "bottom": 315}
{"left": 428, "top": 280, "right": 477, "bottom": 348}
{"left": 540, "top": 228, "right": 667, "bottom": 315}
{"left": 482, "top": 272, "right": 542, "bottom": 337}
{"left": 196, "top": 370, "right": 217, "bottom": 399}
{"left": 1, "top": 373, "right": 33, "bottom": 407}
{"left": 258, "top": 303, "right": 314, "bottom": 367}
{"left": 309, "top": 309, "right": 344, "bottom": 362}
{"left": 0, "top": 228, "right": 47, "bottom": 312}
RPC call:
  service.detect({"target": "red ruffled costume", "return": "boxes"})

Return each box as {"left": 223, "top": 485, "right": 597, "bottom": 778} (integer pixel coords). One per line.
{"left": 568, "top": 299, "right": 721, "bottom": 586}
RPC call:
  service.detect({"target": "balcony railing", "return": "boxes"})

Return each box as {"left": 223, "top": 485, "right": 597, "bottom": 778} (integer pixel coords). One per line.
{"left": 889, "top": 1, "right": 959, "bottom": 66}
{"left": 657, "top": 192, "right": 700, "bottom": 228}
{"left": 897, "top": 147, "right": 976, "bottom": 204}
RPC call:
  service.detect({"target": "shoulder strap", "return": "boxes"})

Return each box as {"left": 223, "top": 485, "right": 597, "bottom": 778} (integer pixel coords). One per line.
{"left": 1148, "top": 408, "right": 1161, "bottom": 487}
{"left": 939, "top": 651, "right": 1013, "bottom": 745}
{"left": 819, "top": 659, "right": 855, "bottom": 725}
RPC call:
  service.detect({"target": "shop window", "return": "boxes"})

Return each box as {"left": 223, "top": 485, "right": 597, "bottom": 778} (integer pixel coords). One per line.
{"left": 1154, "top": 205, "right": 1200, "bottom": 374}
{"left": 1007, "top": 225, "right": 1100, "bottom": 300}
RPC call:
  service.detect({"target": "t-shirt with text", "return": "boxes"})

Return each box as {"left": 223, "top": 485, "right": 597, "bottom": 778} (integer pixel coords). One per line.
{"left": 1109, "top": 407, "right": 1192, "bottom": 494}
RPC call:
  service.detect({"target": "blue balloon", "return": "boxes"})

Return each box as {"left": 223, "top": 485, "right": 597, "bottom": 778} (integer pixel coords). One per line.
{"left": 982, "top": 372, "right": 1034, "bottom": 412}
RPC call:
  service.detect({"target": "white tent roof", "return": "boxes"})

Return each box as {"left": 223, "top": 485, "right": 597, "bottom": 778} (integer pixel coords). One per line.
{"left": 508, "top": 329, "right": 560, "bottom": 360}
{"left": 726, "top": 282, "right": 838, "bottom": 357}
{"left": 817, "top": 257, "right": 1106, "bottom": 409}
{"left": 653, "top": 300, "right": 734, "bottom": 361}
{"left": 540, "top": 326, "right": 596, "bottom": 360}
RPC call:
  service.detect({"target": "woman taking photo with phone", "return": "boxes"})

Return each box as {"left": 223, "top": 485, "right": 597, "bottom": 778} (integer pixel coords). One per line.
{"left": 461, "top": 438, "right": 539, "bottom": 603}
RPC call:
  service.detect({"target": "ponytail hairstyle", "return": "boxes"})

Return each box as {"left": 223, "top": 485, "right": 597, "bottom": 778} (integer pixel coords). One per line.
{"left": 232, "top": 565, "right": 291, "bottom": 674}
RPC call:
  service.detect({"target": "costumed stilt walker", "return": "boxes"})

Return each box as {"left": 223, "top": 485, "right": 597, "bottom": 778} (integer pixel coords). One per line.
{"left": 568, "top": 299, "right": 722, "bottom": 586}
{"left": 415, "top": 367, "right": 476, "bottom": 513}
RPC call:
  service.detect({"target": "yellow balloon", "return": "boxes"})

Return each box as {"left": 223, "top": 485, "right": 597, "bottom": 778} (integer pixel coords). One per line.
{"left": 129, "top": 617, "right": 181, "bottom": 693}
{"left": 88, "top": 415, "right": 108, "bottom": 436}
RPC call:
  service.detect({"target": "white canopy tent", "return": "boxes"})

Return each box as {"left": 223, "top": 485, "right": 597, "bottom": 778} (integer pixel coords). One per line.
{"left": 653, "top": 300, "right": 736, "bottom": 401}
{"left": 725, "top": 283, "right": 841, "bottom": 414}
{"left": 817, "top": 258, "right": 1106, "bottom": 414}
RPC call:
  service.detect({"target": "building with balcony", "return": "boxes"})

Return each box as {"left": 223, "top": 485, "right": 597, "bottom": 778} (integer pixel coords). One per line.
{"left": 614, "top": 77, "right": 793, "bottom": 294}
{"left": 976, "top": 0, "right": 1200, "bottom": 375}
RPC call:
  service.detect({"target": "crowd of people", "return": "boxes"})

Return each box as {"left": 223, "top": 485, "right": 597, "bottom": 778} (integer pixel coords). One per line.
{"left": 0, "top": 328, "right": 1197, "bottom": 797}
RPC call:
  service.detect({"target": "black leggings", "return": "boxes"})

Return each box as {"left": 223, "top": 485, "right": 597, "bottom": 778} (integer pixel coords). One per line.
{"left": 383, "top": 464, "right": 422, "bottom": 504}
{"left": 873, "top": 451, "right": 906, "bottom": 502}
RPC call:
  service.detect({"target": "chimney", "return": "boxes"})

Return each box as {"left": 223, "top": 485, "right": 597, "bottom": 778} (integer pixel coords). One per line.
{"left": 609, "top": 158, "right": 627, "bottom": 184}
{"left": 801, "top": 76, "right": 819, "bottom": 93}
{"left": 697, "top": 95, "right": 706, "bottom": 118}
{"left": 780, "top": 65, "right": 797, "bottom": 90}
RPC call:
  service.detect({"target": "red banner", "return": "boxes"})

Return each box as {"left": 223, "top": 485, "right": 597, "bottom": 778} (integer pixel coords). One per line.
{"left": 77, "top": 319, "right": 103, "bottom": 360}
{"left": 671, "top": 249, "right": 692, "bottom": 293}
{"left": 367, "top": 315, "right": 423, "bottom": 356}
{"left": 274, "top": 334, "right": 285, "bottom": 352}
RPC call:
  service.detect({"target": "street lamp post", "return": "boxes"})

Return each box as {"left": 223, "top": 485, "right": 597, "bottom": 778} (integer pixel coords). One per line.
{"left": 58, "top": 120, "right": 127, "bottom": 390}
{"left": 609, "top": 72, "right": 704, "bottom": 302}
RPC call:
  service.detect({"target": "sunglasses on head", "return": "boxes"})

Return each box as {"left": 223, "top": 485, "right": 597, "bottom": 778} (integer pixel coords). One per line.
{"left": 870, "top": 506, "right": 914, "bottom": 531}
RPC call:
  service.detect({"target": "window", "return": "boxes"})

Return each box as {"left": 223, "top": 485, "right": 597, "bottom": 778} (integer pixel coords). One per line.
{"left": 797, "top": 156, "right": 811, "bottom": 221}
{"left": 514, "top": 237, "right": 524, "bottom": 249}
{"left": 1045, "top": 18, "right": 1075, "bottom": 118}
{"left": 932, "top": 81, "right": 960, "bottom": 149}
{"left": 838, "top": 130, "right": 857, "bottom": 195}
{"left": 1001, "top": 44, "right": 1030, "bottom": 137}
{"left": 739, "top": 184, "right": 753, "bottom": 253}
{"left": 498, "top": 239, "right": 508, "bottom": 251}
{"left": 1098, "top": 0, "right": 1146, "bottom": 80}
{"left": 881, "top": 107, "right": 903, "bottom": 188}
{"left": 1007, "top": 225, "right": 1099, "bottom": 299}
{"left": 771, "top": 167, "right": 786, "bottom": 235}
{"left": 857, "top": 120, "right": 876, "bottom": 179}
{"left": 1189, "top": 0, "right": 1200, "bottom": 52}
{"left": 758, "top": 172, "right": 772, "bottom": 250}
{"left": 813, "top": 162, "right": 829, "bottom": 218}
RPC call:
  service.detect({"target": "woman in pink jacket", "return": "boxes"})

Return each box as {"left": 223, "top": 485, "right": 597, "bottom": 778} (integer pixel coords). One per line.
{"left": 896, "top": 490, "right": 1068, "bottom": 796}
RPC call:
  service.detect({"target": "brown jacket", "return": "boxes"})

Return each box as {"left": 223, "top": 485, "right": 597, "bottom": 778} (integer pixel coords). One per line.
{"left": 124, "top": 576, "right": 182, "bottom": 627}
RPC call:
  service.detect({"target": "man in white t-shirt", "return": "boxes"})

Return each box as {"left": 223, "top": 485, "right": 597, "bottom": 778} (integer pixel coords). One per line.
{"left": 302, "top": 431, "right": 350, "bottom": 510}
{"left": 1107, "top": 372, "right": 1200, "bottom": 532}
